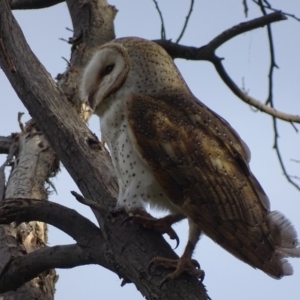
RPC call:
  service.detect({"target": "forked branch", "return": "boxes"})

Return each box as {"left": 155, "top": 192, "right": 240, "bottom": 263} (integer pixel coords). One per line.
{"left": 0, "top": 198, "right": 102, "bottom": 242}
{"left": 0, "top": 244, "right": 94, "bottom": 293}
{"left": 0, "top": 198, "right": 117, "bottom": 292}
{"left": 155, "top": 12, "right": 300, "bottom": 124}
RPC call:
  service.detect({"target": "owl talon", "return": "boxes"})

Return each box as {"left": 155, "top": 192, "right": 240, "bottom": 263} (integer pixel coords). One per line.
{"left": 149, "top": 256, "right": 204, "bottom": 286}
{"left": 159, "top": 276, "right": 170, "bottom": 289}
{"left": 147, "top": 260, "right": 155, "bottom": 274}
{"left": 121, "top": 215, "right": 133, "bottom": 226}
{"left": 121, "top": 214, "right": 180, "bottom": 248}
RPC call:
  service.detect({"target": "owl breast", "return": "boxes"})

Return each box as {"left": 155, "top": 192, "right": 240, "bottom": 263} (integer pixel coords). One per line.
{"left": 99, "top": 93, "right": 181, "bottom": 214}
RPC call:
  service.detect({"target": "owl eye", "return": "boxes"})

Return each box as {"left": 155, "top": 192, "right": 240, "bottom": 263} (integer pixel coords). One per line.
{"left": 104, "top": 64, "right": 114, "bottom": 75}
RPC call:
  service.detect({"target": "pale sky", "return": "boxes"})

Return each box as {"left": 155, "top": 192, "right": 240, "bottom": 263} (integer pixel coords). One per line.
{"left": 1, "top": 1, "right": 300, "bottom": 299}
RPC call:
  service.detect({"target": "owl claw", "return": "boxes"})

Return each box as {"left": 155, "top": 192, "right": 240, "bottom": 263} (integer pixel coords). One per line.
{"left": 121, "top": 214, "right": 180, "bottom": 248}
{"left": 148, "top": 256, "right": 205, "bottom": 287}
{"left": 147, "top": 260, "right": 156, "bottom": 274}
{"left": 159, "top": 276, "right": 170, "bottom": 289}
{"left": 121, "top": 215, "right": 133, "bottom": 226}
{"left": 172, "top": 234, "right": 180, "bottom": 250}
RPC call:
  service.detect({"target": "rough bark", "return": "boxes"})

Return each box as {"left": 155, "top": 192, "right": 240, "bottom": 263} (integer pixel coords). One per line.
{"left": 0, "top": 0, "right": 210, "bottom": 299}
{"left": 0, "top": 198, "right": 114, "bottom": 293}
{"left": 0, "top": 121, "right": 59, "bottom": 299}
{"left": 57, "top": 0, "right": 117, "bottom": 115}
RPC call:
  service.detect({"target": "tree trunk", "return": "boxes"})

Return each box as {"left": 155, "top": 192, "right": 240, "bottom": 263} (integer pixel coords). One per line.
{"left": 0, "top": 121, "right": 59, "bottom": 299}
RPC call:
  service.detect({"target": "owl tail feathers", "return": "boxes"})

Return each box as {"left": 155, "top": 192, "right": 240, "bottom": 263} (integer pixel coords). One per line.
{"left": 266, "top": 210, "right": 300, "bottom": 277}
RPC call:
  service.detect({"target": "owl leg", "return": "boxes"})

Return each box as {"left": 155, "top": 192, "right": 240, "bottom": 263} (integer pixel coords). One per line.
{"left": 149, "top": 219, "right": 204, "bottom": 287}
{"left": 123, "top": 211, "right": 185, "bottom": 248}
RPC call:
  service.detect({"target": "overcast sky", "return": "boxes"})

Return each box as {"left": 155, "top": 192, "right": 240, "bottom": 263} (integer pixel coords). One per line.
{"left": 1, "top": 1, "right": 300, "bottom": 299}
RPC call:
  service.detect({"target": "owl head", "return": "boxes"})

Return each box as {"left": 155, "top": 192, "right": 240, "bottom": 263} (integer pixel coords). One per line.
{"left": 81, "top": 37, "right": 189, "bottom": 115}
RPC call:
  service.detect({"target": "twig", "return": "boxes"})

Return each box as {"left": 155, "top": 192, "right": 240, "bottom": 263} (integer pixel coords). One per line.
{"left": 262, "top": 0, "right": 271, "bottom": 7}
{"left": 71, "top": 191, "right": 106, "bottom": 215}
{"left": 152, "top": 0, "right": 166, "bottom": 39}
{"left": 289, "top": 175, "right": 300, "bottom": 181}
{"left": 176, "top": 0, "right": 194, "bottom": 43}
{"left": 291, "top": 159, "right": 300, "bottom": 164}
{"left": 17, "top": 112, "right": 24, "bottom": 132}
{"left": 242, "top": 0, "right": 249, "bottom": 18}
{"left": 209, "top": 55, "right": 300, "bottom": 123}
{"left": 256, "top": 0, "right": 300, "bottom": 191}
{"left": 290, "top": 122, "right": 298, "bottom": 133}
{"left": 61, "top": 56, "right": 70, "bottom": 67}
{"left": 272, "top": 118, "right": 300, "bottom": 191}
{"left": 252, "top": 0, "right": 300, "bottom": 22}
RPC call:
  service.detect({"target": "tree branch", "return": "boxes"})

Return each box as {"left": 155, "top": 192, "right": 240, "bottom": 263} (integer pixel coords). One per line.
{"left": 155, "top": 11, "right": 286, "bottom": 60}
{"left": 0, "top": 198, "right": 103, "bottom": 243}
{"left": 154, "top": 12, "right": 300, "bottom": 124}
{"left": 0, "top": 244, "right": 95, "bottom": 293}
{"left": 210, "top": 55, "right": 300, "bottom": 123}
{"left": 0, "top": 198, "right": 122, "bottom": 291}
{"left": 205, "top": 11, "right": 286, "bottom": 52}
{"left": 10, "top": 0, "right": 64, "bottom": 10}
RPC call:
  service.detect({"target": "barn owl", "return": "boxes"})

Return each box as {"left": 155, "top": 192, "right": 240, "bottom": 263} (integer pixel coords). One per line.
{"left": 81, "top": 37, "right": 300, "bottom": 283}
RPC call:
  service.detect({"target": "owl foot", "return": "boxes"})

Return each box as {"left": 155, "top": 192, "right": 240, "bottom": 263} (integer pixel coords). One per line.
{"left": 122, "top": 212, "right": 182, "bottom": 249}
{"left": 148, "top": 257, "right": 204, "bottom": 288}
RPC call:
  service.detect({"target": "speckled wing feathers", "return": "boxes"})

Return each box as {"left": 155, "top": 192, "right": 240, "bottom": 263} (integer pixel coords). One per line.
{"left": 128, "top": 92, "right": 267, "bottom": 224}
{"left": 127, "top": 92, "right": 299, "bottom": 278}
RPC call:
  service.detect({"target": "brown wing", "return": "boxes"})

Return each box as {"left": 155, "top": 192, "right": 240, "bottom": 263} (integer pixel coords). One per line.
{"left": 127, "top": 92, "right": 270, "bottom": 225}
{"left": 127, "top": 93, "right": 298, "bottom": 277}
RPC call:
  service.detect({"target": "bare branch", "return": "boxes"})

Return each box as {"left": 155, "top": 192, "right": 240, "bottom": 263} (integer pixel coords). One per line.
{"left": 71, "top": 191, "right": 106, "bottom": 215}
{"left": 0, "top": 198, "right": 119, "bottom": 292}
{"left": 209, "top": 55, "right": 300, "bottom": 123}
{"left": 242, "top": 0, "right": 249, "bottom": 17}
{"left": 204, "top": 11, "right": 286, "bottom": 52}
{"left": 254, "top": 0, "right": 300, "bottom": 191}
{"left": 154, "top": 12, "right": 300, "bottom": 124}
{"left": 176, "top": 0, "right": 194, "bottom": 43}
{"left": 10, "top": 0, "right": 64, "bottom": 10}
{"left": 155, "top": 12, "right": 286, "bottom": 58}
{"left": 272, "top": 119, "right": 300, "bottom": 191}
{"left": 152, "top": 0, "right": 166, "bottom": 39}
{"left": 0, "top": 198, "right": 102, "bottom": 243}
{"left": 0, "top": 244, "right": 96, "bottom": 293}
{"left": 252, "top": 0, "right": 300, "bottom": 22}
